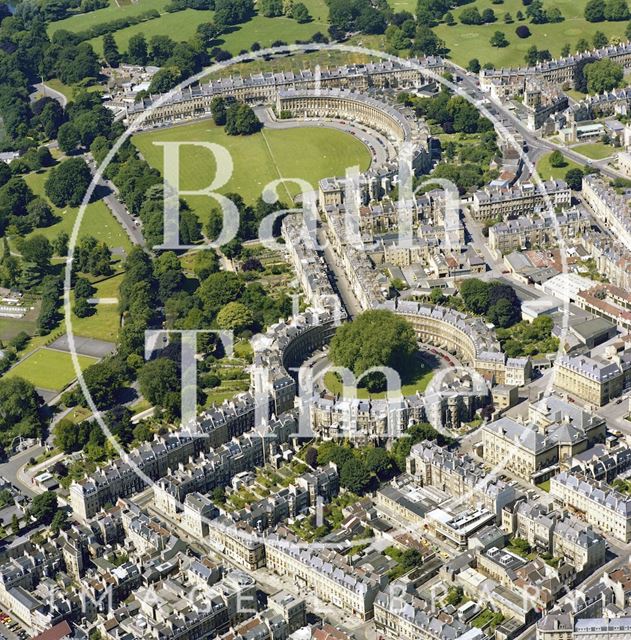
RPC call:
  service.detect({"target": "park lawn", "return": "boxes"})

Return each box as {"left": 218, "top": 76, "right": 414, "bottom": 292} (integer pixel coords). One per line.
{"left": 42, "top": 79, "right": 103, "bottom": 103}
{"left": 5, "top": 348, "right": 98, "bottom": 391}
{"left": 22, "top": 169, "right": 132, "bottom": 257}
{"left": 434, "top": 0, "right": 630, "bottom": 68}
{"left": 323, "top": 359, "right": 435, "bottom": 399}
{"left": 535, "top": 151, "right": 583, "bottom": 180}
{"left": 132, "top": 120, "right": 371, "bottom": 214}
{"left": 88, "top": 7, "right": 330, "bottom": 56}
{"left": 47, "top": 0, "right": 171, "bottom": 37}
{"left": 387, "top": 0, "right": 417, "bottom": 13}
{"left": 68, "top": 273, "right": 123, "bottom": 343}
{"left": 573, "top": 142, "right": 615, "bottom": 160}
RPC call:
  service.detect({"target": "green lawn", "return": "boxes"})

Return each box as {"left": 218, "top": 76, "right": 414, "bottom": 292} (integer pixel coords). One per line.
{"left": 5, "top": 348, "right": 98, "bottom": 391}
{"left": 22, "top": 169, "right": 132, "bottom": 256}
{"left": 537, "top": 479, "right": 551, "bottom": 492}
{"left": 573, "top": 142, "right": 615, "bottom": 160}
{"left": 47, "top": 0, "right": 171, "bottom": 36}
{"left": 434, "top": 0, "right": 630, "bottom": 68}
{"left": 69, "top": 273, "right": 123, "bottom": 343}
{"left": 323, "top": 358, "right": 435, "bottom": 399}
{"left": 535, "top": 151, "right": 583, "bottom": 180}
{"left": 132, "top": 120, "right": 371, "bottom": 216}
{"left": 86, "top": 6, "right": 329, "bottom": 56}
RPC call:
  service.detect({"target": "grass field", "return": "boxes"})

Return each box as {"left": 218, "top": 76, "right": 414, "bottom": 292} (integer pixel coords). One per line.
{"left": 47, "top": 0, "right": 171, "bottom": 36}
{"left": 69, "top": 274, "right": 123, "bottom": 342}
{"left": 5, "top": 348, "right": 98, "bottom": 391}
{"left": 434, "top": 0, "right": 630, "bottom": 68}
{"left": 535, "top": 151, "right": 583, "bottom": 180}
{"left": 132, "top": 120, "right": 371, "bottom": 215}
{"left": 573, "top": 142, "right": 615, "bottom": 160}
{"left": 22, "top": 169, "right": 132, "bottom": 257}
{"left": 323, "top": 359, "right": 435, "bottom": 399}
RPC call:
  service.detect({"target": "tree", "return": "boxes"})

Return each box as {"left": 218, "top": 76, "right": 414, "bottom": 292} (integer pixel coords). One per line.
{"left": 444, "top": 10, "right": 455, "bottom": 24}
{"left": 593, "top": 30, "right": 609, "bottom": 47}
{"left": 504, "top": 12, "right": 513, "bottom": 22}
{"left": 467, "top": 58, "right": 481, "bottom": 73}
{"left": 364, "top": 447, "right": 394, "bottom": 479}
{"left": 490, "top": 31, "right": 509, "bottom": 47}
{"left": 487, "top": 298, "right": 519, "bottom": 327}
{"left": 460, "top": 7, "right": 483, "bottom": 24}
{"left": 50, "top": 510, "right": 69, "bottom": 535}
{"left": 18, "top": 235, "right": 52, "bottom": 272}
{"left": 565, "top": 167, "right": 584, "bottom": 190}
{"left": 305, "top": 446, "right": 318, "bottom": 468}
{"left": 138, "top": 358, "right": 180, "bottom": 408}
{"left": 328, "top": 310, "right": 418, "bottom": 392}
{"left": 29, "top": 491, "right": 58, "bottom": 525}
{"left": 11, "top": 514, "right": 19, "bottom": 535}
{"left": 216, "top": 301, "right": 254, "bottom": 332}
{"left": 626, "top": 18, "right": 631, "bottom": 38}
{"left": 26, "top": 198, "right": 54, "bottom": 230}
{"left": 549, "top": 150, "right": 566, "bottom": 167}
{"left": 45, "top": 158, "right": 92, "bottom": 207}
{"left": 102, "top": 33, "right": 120, "bottom": 67}
{"left": 482, "top": 8, "right": 497, "bottom": 22}
{"left": 340, "top": 458, "right": 370, "bottom": 494}
{"left": 561, "top": 43, "right": 571, "bottom": 56}
{"left": 605, "top": 0, "right": 630, "bottom": 20}
{"left": 291, "top": 1, "right": 311, "bottom": 22}
{"left": 57, "top": 122, "right": 81, "bottom": 154}
{"left": 460, "top": 279, "right": 491, "bottom": 314}
{"left": 585, "top": 0, "right": 606, "bottom": 20}
{"left": 0, "top": 377, "right": 43, "bottom": 447}
{"left": 584, "top": 59, "right": 624, "bottom": 93}
{"left": 515, "top": 24, "right": 531, "bottom": 37}
{"left": 127, "top": 33, "right": 148, "bottom": 65}
{"left": 0, "top": 162, "right": 10, "bottom": 189}
{"left": 211, "top": 97, "right": 227, "bottom": 126}
{"left": 225, "top": 103, "right": 262, "bottom": 135}
{"left": 576, "top": 38, "right": 590, "bottom": 52}
{"left": 197, "top": 271, "right": 244, "bottom": 317}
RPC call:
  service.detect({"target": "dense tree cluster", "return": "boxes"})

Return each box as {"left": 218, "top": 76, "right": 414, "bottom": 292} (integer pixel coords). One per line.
{"left": 585, "top": 0, "right": 630, "bottom": 22}
{"left": 225, "top": 103, "right": 262, "bottom": 135}
{"left": 583, "top": 58, "right": 624, "bottom": 93}
{"left": 0, "top": 377, "right": 43, "bottom": 447}
{"left": 329, "top": 310, "right": 418, "bottom": 392}
{"left": 459, "top": 278, "right": 521, "bottom": 327}
{"left": 45, "top": 157, "right": 92, "bottom": 207}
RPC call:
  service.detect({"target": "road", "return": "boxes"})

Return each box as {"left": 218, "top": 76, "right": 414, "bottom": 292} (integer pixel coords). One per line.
{"left": 85, "top": 156, "right": 145, "bottom": 246}
{"left": 31, "top": 82, "right": 68, "bottom": 108}
{"left": 0, "top": 446, "right": 45, "bottom": 498}
{"left": 448, "top": 63, "right": 626, "bottom": 182}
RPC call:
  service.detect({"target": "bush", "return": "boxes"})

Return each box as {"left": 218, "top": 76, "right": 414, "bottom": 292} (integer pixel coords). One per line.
{"left": 515, "top": 25, "right": 531, "bottom": 37}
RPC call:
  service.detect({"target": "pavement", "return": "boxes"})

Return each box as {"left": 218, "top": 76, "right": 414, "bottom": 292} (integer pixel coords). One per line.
{"left": 48, "top": 334, "right": 116, "bottom": 359}
{"left": 31, "top": 82, "right": 68, "bottom": 108}
{"left": 0, "top": 446, "right": 45, "bottom": 498}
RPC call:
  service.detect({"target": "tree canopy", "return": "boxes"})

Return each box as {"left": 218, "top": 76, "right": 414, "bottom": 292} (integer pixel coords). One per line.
{"left": 328, "top": 310, "right": 418, "bottom": 392}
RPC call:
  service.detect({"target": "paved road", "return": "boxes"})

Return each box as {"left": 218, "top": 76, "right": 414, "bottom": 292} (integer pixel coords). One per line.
{"left": 0, "top": 447, "right": 44, "bottom": 498}
{"left": 85, "top": 156, "right": 145, "bottom": 247}
{"left": 31, "top": 82, "right": 68, "bottom": 108}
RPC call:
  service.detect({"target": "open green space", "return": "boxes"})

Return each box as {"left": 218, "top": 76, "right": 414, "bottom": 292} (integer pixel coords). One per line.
{"left": 69, "top": 274, "right": 123, "bottom": 342}
{"left": 535, "top": 151, "right": 583, "bottom": 180}
{"left": 573, "top": 142, "right": 615, "bottom": 160}
{"left": 21, "top": 169, "right": 132, "bottom": 257}
{"left": 133, "top": 120, "right": 371, "bottom": 214}
{"left": 323, "top": 357, "right": 435, "bottom": 399}
{"left": 47, "top": 0, "right": 171, "bottom": 36}
{"left": 434, "top": 0, "right": 630, "bottom": 68}
{"left": 87, "top": 7, "right": 329, "bottom": 57}
{"left": 5, "top": 348, "right": 98, "bottom": 391}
